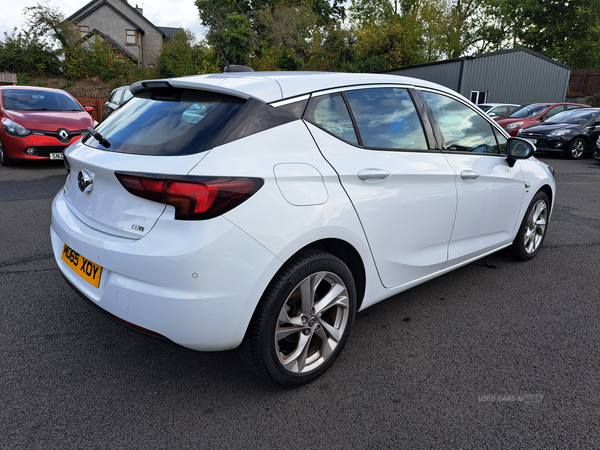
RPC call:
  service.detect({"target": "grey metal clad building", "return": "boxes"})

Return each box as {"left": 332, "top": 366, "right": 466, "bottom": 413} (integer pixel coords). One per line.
{"left": 381, "top": 47, "right": 572, "bottom": 105}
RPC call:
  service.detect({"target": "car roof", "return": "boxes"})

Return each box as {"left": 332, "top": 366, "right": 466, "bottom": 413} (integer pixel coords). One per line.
{"left": 131, "top": 71, "right": 460, "bottom": 103}
{"left": 480, "top": 103, "right": 519, "bottom": 107}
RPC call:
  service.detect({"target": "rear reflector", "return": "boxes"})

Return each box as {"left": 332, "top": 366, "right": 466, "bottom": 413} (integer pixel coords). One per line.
{"left": 115, "top": 172, "right": 263, "bottom": 220}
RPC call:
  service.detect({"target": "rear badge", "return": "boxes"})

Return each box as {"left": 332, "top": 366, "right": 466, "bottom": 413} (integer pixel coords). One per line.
{"left": 78, "top": 169, "right": 94, "bottom": 193}
{"left": 131, "top": 224, "right": 145, "bottom": 232}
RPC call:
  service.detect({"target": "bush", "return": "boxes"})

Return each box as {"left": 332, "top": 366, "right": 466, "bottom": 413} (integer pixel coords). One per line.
{"left": 586, "top": 93, "right": 600, "bottom": 107}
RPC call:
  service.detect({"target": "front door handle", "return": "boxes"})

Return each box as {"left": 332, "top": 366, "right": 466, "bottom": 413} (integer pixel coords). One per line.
{"left": 460, "top": 170, "right": 480, "bottom": 181}
{"left": 357, "top": 169, "right": 391, "bottom": 182}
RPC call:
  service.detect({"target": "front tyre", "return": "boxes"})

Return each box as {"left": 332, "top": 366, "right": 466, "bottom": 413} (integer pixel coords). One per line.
{"left": 0, "top": 138, "right": 15, "bottom": 167}
{"left": 241, "top": 251, "right": 356, "bottom": 386}
{"left": 510, "top": 191, "right": 550, "bottom": 261}
{"left": 567, "top": 138, "right": 585, "bottom": 160}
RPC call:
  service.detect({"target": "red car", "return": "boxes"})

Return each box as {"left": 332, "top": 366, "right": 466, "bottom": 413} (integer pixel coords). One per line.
{"left": 0, "top": 86, "right": 95, "bottom": 166}
{"left": 495, "top": 102, "right": 589, "bottom": 136}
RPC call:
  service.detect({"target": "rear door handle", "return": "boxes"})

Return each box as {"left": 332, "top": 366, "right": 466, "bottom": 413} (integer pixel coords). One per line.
{"left": 357, "top": 169, "right": 391, "bottom": 182}
{"left": 460, "top": 170, "right": 480, "bottom": 181}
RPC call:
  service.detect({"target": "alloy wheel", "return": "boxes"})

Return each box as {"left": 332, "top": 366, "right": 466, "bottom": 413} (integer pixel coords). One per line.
{"left": 570, "top": 139, "right": 585, "bottom": 159}
{"left": 275, "top": 271, "right": 350, "bottom": 374}
{"left": 523, "top": 199, "right": 548, "bottom": 254}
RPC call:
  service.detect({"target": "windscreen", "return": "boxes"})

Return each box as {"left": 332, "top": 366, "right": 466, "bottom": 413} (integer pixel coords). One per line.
{"left": 2, "top": 90, "right": 82, "bottom": 112}
{"left": 544, "top": 109, "right": 598, "bottom": 124}
{"left": 508, "top": 104, "right": 548, "bottom": 119}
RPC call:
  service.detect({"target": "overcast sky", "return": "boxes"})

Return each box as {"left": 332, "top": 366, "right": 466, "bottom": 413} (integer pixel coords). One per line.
{"left": 0, "top": 0, "right": 207, "bottom": 41}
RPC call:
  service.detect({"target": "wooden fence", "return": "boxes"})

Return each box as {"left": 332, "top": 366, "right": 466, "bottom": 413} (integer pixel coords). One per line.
{"left": 76, "top": 97, "right": 107, "bottom": 123}
{"left": 568, "top": 70, "right": 600, "bottom": 96}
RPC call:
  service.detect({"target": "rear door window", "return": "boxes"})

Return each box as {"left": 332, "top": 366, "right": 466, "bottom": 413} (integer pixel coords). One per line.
{"left": 344, "top": 88, "right": 428, "bottom": 150}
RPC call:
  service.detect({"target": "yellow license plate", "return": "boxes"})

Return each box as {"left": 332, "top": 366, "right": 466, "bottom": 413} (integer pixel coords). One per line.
{"left": 61, "top": 243, "right": 103, "bottom": 288}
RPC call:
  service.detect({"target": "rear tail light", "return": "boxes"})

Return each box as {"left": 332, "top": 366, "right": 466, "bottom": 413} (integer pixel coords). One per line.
{"left": 115, "top": 172, "right": 263, "bottom": 220}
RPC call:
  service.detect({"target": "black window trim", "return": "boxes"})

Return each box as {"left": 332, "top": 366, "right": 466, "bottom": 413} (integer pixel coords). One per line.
{"left": 303, "top": 85, "right": 442, "bottom": 154}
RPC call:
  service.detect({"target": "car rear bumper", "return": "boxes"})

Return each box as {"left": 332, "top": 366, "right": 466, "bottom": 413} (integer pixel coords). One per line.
{"left": 51, "top": 190, "right": 282, "bottom": 351}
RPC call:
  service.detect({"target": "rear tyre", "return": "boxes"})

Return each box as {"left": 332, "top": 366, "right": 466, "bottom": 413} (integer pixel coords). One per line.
{"left": 0, "top": 138, "right": 16, "bottom": 166}
{"left": 510, "top": 191, "right": 550, "bottom": 261}
{"left": 566, "top": 138, "right": 585, "bottom": 160}
{"left": 240, "top": 251, "right": 356, "bottom": 387}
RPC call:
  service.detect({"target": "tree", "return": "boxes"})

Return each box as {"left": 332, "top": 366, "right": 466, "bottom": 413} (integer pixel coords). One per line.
{"left": 0, "top": 28, "right": 61, "bottom": 75}
{"left": 157, "top": 29, "right": 221, "bottom": 77}
{"left": 22, "top": 0, "right": 78, "bottom": 48}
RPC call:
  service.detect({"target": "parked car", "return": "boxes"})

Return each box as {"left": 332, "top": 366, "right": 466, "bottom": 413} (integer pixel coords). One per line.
{"left": 495, "top": 102, "right": 589, "bottom": 136}
{"left": 478, "top": 103, "right": 519, "bottom": 118}
{"left": 0, "top": 86, "right": 95, "bottom": 166}
{"left": 102, "top": 86, "right": 132, "bottom": 121}
{"left": 594, "top": 136, "right": 600, "bottom": 163}
{"left": 517, "top": 108, "right": 600, "bottom": 159}
{"left": 51, "top": 71, "right": 555, "bottom": 386}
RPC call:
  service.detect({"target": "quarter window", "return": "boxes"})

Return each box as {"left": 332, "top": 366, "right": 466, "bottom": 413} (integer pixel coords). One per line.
{"left": 304, "top": 93, "right": 358, "bottom": 145}
{"left": 424, "top": 91, "right": 503, "bottom": 154}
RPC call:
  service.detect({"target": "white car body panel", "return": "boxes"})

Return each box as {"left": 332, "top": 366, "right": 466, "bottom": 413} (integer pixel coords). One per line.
{"left": 442, "top": 153, "right": 525, "bottom": 265}
{"left": 306, "top": 122, "right": 457, "bottom": 289}
{"left": 51, "top": 71, "right": 556, "bottom": 355}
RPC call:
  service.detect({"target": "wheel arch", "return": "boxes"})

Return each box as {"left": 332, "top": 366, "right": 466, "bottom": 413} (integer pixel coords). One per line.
{"left": 242, "top": 238, "right": 367, "bottom": 344}
{"left": 538, "top": 184, "right": 554, "bottom": 213}
{"left": 290, "top": 238, "right": 367, "bottom": 311}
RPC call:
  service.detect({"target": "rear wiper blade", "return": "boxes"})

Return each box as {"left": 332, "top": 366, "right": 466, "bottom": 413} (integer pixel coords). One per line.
{"left": 87, "top": 127, "right": 111, "bottom": 148}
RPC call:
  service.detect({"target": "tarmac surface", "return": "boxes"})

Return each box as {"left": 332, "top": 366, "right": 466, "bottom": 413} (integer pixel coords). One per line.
{"left": 1, "top": 155, "right": 599, "bottom": 449}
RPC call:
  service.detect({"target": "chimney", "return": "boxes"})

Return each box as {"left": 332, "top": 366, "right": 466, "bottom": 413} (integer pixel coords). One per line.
{"left": 135, "top": 3, "right": 143, "bottom": 15}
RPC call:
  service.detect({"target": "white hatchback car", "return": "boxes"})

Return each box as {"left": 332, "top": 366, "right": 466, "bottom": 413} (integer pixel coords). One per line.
{"left": 51, "top": 72, "right": 555, "bottom": 386}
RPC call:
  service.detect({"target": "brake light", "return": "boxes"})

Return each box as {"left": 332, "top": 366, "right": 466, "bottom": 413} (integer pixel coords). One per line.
{"left": 115, "top": 172, "right": 263, "bottom": 220}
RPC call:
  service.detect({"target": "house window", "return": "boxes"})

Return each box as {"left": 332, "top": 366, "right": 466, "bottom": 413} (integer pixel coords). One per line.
{"left": 126, "top": 29, "right": 137, "bottom": 45}
{"left": 79, "top": 26, "right": 89, "bottom": 38}
{"left": 470, "top": 90, "right": 488, "bottom": 104}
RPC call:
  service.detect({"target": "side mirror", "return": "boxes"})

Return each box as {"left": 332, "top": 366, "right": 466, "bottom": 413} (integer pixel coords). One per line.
{"left": 85, "top": 106, "right": 94, "bottom": 114}
{"left": 506, "top": 137, "right": 535, "bottom": 168}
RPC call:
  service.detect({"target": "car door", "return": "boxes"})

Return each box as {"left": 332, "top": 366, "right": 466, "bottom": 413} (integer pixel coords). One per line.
{"left": 304, "top": 87, "right": 457, "bottom": 289}
{"left": 581, "top": 112, "right": 600, "bottom": 149}
{"left": 421, "top": 90, "right": 525, "bottom": 266}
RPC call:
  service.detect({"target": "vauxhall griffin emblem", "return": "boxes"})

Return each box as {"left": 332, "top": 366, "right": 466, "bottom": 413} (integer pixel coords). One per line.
{"left": 78, "top": 169, "right": 94, "bottom": 193}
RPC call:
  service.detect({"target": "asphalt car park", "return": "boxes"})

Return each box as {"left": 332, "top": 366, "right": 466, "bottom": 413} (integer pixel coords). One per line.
{"left": 1, "top": 152, "right": 600, "bottom": 448}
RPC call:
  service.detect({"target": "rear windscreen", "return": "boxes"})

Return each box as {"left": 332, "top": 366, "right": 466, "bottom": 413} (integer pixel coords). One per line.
{"left": 84, "top": 89, "right": 245, "bottom": 156}
{"left": 84, "top": 88, "right": 303, "bottom": 156}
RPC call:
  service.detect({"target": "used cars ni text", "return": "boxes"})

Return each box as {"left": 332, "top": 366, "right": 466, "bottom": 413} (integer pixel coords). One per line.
{"left": 495, "top": 102, "right": 589, "bottom": 136}
{"left": 51, "top": 72, "right": 555, "bottom": 386}
{"left": 0, "top": 86, "right": 95, "bottom": 166}
{"left": 518, "top": 108, "right": 600, "bottom": 159}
